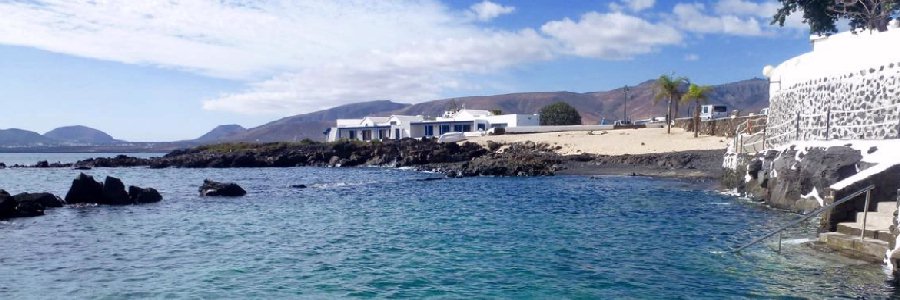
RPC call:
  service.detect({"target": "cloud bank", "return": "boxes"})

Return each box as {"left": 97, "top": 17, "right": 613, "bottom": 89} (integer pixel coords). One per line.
{"left": 0, "top": 0, "right": 806, "bottom": 115}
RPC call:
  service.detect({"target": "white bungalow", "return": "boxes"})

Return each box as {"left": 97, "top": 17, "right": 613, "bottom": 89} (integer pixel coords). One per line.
{"left": 325, "top": 109, "right": 540, "bottom": 142}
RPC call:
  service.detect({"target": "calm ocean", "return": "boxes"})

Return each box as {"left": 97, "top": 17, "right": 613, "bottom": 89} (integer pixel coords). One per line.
{"left": 0, "top": 153, "right": 896, "bottom": 298}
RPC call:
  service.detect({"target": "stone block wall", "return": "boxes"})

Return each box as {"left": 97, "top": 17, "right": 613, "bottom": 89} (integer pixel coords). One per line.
{"left": 768, "top": 63, "right": 900, "bottom": 147}
{"left": 674, "top": 115, "right": 766, "bottom": 137}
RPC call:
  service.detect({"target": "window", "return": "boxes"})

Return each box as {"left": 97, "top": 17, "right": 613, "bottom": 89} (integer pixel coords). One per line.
{"left": 424, "top": 125, "right": 434, "bottom": 136}
{"left": 348, "top": 130, "right": 356, "bottom": 140}
{"left": 439, "top": 124, "right": 450, "bottom": 134}
{"left": 378, "top": 130, "right": 386, "bottom": 140}
{"left": 702, "top": 107, "right": 709, "bottom": 114}
{"left": 454, "top": 124, "right": 471, "bottom": 132}
{"left": 390, "top": 121, "right": 397, "bottom": 125}
{"left": 713, "top": 106, "right": 727, "bottom": 113}
{"left": 477, "top": 123, "right": 486, "bottom": 130}
{"left": 362, "top": 130, "right": 372, "bottom": 141}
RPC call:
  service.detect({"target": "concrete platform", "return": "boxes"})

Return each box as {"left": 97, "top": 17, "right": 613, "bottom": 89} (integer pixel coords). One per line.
{"left": 819, "top": 232, "right": 890, "bottom": 263}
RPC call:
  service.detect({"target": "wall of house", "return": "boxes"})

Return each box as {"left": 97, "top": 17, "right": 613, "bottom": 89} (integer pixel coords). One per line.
{"left": 766, "top": 28, "right": 900, "bottom": 148}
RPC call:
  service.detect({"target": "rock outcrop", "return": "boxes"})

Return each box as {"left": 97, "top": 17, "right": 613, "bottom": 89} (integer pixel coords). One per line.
{"left": 64, "top": 173, "right": 105, "bottom": 204}
{"left": 13, "top": 192, "right": 65, "bottom": 208}
{"left": 128, "top": 186, "right": 163, "bottom": 203}
{"left": 200, "top": 180, "right": 247, "bottom": 197}
{"left": 0, "top": 189, "right": 65, "bottom": 219}
{"left": 64, "top": 173, "right": 162, "bottom": 205}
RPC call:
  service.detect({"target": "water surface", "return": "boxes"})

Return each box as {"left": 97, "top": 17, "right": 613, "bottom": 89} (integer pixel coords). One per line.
{"left": 0, "top": 154, "right": 896, "bottom": 298}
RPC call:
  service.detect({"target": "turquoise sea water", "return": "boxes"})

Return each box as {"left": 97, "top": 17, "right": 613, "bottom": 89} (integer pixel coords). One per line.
{"left": 0, "top": 154, "right": 897, "bottom": 298}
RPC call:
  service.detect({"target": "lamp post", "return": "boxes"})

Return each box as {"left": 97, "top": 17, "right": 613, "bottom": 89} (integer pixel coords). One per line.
{"left": 623, "top": 85, "right": 629, "bottom": 122}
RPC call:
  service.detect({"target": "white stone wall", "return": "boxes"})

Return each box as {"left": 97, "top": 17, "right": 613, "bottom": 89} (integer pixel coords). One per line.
{"left": 766, "top": 29, "right": 900, "bottom": 147}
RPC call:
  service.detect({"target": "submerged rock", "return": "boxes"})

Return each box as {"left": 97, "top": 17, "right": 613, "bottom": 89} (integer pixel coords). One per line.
{"left": 64, "top": 173, "right": 105, "bottom": 204}
{"left": 14, "top": 200, "right": 44, "bottom": 217}
{"left": 200, "top": 179, "right": 247, "bottom": 197}
{"left": 128, "top": 186, "right": 162, "bottom": 203}
{"left": 13, "top": 192, "right": 64, "bottom": 208}
{"left": 290, "top": 184, "right": 308, "bottom": 189}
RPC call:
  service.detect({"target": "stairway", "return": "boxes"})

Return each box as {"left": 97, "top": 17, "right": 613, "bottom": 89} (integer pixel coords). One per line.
{"left": 820, "top": 201, "right": 896, "bottom": 262}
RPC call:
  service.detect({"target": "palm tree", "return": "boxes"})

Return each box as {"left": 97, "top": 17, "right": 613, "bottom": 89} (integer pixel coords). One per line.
{"left": 681, "top": 83, "right": 713, "bottom": 138}
{"left": 653, "top": 74, "right": 688, "bottom": 134}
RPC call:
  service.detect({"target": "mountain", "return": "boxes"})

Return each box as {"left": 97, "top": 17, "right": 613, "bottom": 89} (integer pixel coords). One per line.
{"left": 192, "top": 125, "right": 247, "bottom": 143}
{"left": 196, "top": 78, "right": 769, "bottom": 143}
{"left": 216, "top": 100, "right": 409, "bottom": 142}
{"left": 0, "top": 128, "right": 57, "bottom": 146}
{"left": 43, "top": 125, "right": 122, "bottom": 145}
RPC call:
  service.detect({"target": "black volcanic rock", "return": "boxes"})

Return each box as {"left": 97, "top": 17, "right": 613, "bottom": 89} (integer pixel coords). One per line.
{"left": 199, "top": 180, "right": 247, "bottom": 197}
{"left": 0, "top": 190, "right": 16, "bottom": 219}
{"left": 43, "top": 125, "right": 121, "bottom": 145}
{"left": 101, "top": 176, "right": 131, "bottom": 205}
{"left": 128, "top": 186, "right": 162, "bottom": 203}
{"left": 14, "top": 200, "right": 44, "bottom": 218}
{"left": 64, "top": 173, "right": 105, "bottom": 204}
{"left": 13, "top": 192, "right": 64, "bottom": 208}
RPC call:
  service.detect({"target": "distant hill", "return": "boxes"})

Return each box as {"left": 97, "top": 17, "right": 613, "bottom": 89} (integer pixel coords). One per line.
{"left": 43, "top": 125, "right": 121, "bottom": 145}
{"left": 212, "top": 100, "right": 409, "bottom": 142}
{"left": 191, "top": 125, "right": 247, "bottom": 143}
{"left": 194, "top": 78, "right": 769, "bottom": 143}
{"left": 0, "top": 128, "right": 57, "bottom": 146}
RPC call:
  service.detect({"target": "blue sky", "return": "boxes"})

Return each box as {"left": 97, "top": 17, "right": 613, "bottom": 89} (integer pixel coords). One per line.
{"left": 0, "top": 0, "right": 813, "bottom": 141}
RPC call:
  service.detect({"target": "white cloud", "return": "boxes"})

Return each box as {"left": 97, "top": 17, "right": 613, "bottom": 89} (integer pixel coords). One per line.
{"left": 541, "top": 12, "right": 681, "bottom": 59}
{"left": 714, "top": 0, "right": 779, "bottom": 18}
{"left": 204, "top": 29, "right": 555, "bottom": 114}
{"left": 608, "top": 0, "right": 655, "bottom": 13}
{"left": 0, "top": 0, "right": 811, "bottom": 115}
{"left": 672, "top": 2, "right": 767, "bottom": 36}
{"left": 0, "top": 0, "right": 554, "bottom": 114}
{"left": 469, "top": 1, "right": 515, "bottom": 21}
{"left": 684, "top": 53, "right": 700, "bottom": 61}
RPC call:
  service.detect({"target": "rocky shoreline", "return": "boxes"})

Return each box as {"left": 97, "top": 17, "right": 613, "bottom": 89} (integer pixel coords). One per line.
{"left": 4, "top": 139, "right": 726, "bottom": 179}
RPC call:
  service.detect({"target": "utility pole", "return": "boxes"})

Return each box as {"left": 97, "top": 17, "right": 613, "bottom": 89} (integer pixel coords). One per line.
{"left": 623, "top": 85, "right": 629, "bottom": 122}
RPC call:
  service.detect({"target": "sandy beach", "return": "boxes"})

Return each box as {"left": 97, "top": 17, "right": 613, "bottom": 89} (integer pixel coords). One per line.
{"left": 467, "top": 127, "right": 729, "bottom": 155}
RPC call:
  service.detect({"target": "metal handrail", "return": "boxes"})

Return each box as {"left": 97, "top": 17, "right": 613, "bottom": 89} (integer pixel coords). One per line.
{"left": 733, "top": 184, "right": 876, "bottom": 253}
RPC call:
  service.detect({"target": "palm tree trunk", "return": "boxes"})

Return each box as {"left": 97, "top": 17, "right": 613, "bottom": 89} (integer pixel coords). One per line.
{"left": 666, "top": 98, "right": 672, "bottom": 134}
{"left": 694, "top": 100, "right": 700, "bottom": 138}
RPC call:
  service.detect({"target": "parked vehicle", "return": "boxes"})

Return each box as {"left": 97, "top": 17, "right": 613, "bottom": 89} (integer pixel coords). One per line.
{"left": 437, "top": 132, "right": 466, "bottom": 143}
{"left": 700, "top": 105, "right": 729, "bottom": 120}
{"left": 759, "top": 107, "right": 769, "bottom": 116}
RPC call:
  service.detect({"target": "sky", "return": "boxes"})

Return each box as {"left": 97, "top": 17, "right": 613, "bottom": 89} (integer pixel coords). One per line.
{"left": 0, "top": 0, "right": 816, "bottom": 141}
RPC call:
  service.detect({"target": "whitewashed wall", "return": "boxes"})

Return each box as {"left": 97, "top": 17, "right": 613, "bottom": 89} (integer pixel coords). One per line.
{"left": 767, "top": 28, "right": 900, "bottom": 147}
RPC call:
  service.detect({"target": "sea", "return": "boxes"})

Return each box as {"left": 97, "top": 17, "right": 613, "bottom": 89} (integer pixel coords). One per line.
{"left": 0, "top": 153, "right": 897, "bottom": 298}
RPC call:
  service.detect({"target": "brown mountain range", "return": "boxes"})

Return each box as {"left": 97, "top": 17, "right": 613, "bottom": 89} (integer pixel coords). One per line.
{"left": 196, "top": 78, "right": 769, "bottom": 143}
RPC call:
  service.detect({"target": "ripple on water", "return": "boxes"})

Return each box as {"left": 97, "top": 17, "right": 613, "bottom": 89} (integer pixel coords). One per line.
{"left": 0, "top": 163, "right": 897, "bottom": 298}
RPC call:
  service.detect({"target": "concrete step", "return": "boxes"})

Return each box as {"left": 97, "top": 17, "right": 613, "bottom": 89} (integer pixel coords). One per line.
{"left": 836, "top": 222, "right": 895, "bottom": 244}
{"left": 820, "top": 232, "right": 890, "bottom": 263}
{"left": 851, "top": 213, "right": 895, "bottom": 227}
{"left": 876, "top": 201, "right": 898, "bottom": 214}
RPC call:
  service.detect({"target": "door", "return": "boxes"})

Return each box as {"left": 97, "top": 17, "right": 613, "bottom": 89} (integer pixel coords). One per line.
{"left": 394, "top": 129, "right": 400, "bottom": 139}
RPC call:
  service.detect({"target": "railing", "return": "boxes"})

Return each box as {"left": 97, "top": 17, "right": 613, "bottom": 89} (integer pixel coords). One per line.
{"left": 761, "top": 103, "right": 900, "bottom": 150}
{"left": 733, "top": 184, "right": 876, "bottom": 253}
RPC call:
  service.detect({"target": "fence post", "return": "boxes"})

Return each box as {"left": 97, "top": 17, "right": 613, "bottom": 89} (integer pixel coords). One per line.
{"left": 861, "top": 189, "right": 871, "bottom": 240}
{"left": 795, "top": 112, "right": 801, "bottom": 141}
{"left": 825, "top": 108, "right": 831, "bottom": 140}
{"left": 762, "top": 122, "right": 767, "bottom": 149}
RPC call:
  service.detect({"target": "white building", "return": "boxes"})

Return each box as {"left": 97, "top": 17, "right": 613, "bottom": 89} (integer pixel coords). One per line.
{"left": 325, "top": 109, "right": 540, "bottom": 142}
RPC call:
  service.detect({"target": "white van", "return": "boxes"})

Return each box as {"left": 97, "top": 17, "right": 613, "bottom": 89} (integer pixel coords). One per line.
{"left": 700, "top": 105, "right": 728, "bottom": 120}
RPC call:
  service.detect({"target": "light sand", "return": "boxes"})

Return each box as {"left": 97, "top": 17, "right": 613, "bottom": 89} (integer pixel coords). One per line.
{"left": 467, "top": 127, "right": 728, "bottom": 155}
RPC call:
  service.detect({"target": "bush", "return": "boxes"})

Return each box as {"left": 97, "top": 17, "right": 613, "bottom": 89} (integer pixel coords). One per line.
{"left": 539, "top": 102, "right": 582, "bottom": 125}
